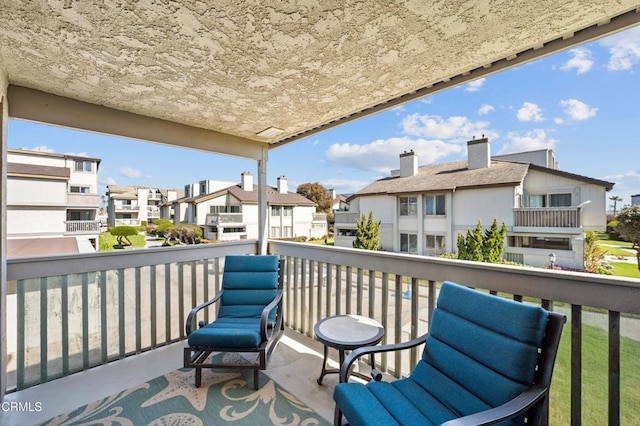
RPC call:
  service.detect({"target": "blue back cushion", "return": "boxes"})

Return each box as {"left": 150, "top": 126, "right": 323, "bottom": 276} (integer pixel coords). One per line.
{"left": 411, "top": 281, "right": 549, "bottom": 417}
{"left": 218, "top": 255, "right": 280, "bottom": 320}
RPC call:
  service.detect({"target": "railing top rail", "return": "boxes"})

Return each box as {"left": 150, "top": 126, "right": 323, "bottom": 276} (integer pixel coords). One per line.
{"left": 7, "top": 240, "right": 258, "bottom": 281}
{"left": 513, "top": 207, "right": 578, "bottom": 211}
{"left": 268, "top": 240, "right": 640, "bottom": 315}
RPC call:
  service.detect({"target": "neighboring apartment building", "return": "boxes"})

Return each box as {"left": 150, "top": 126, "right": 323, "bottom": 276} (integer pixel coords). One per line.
{"left": 7, "top": 148, "right": 102, "bottom": 257}
{"left": 106, "top": 185, "right": 184, "bottom": 227}
{"left": 167, "top": 172, "right": 327, "bottom": 241}
{"left": 335, "top": 138, "right": 614, "bottom": 269}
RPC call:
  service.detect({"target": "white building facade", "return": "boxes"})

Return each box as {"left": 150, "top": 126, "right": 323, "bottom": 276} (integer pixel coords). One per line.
{"left": 335, "top": 139, "right": 613, "bottom": 269}
{"left": 167, "top": 173, "right": 327, "bottom": 241}
{"left": 7, "top": 148, "right": 102, "bottom": 256}
{"left": 106, "top": 185, "right": 183, "bottom": 227}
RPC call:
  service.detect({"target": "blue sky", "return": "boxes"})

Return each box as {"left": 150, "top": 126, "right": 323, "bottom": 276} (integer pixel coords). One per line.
{"left": 8, "top": 26, "right": 640, "bottom": 209}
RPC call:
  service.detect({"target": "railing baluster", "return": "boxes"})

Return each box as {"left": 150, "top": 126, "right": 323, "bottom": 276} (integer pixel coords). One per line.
{"left": 428, "top": 280, "right": 436, "bottom": 325}
{"left": 293, "top": 257, "right": 299, "bottom": 331}
{"left": 336, "top": 264, "right": 342, "bottom": 315}
{"left": 301, "top": 258, "right": 307, "bottom": 333}
{"left": 178, "top": 263, "right": 185, "bottom": 340}
{"left": 410, "top": 277, "right": 419, "bottom": 369}
{"left": 308, "top": 259, "right": 315, "bottom": 337}
{"left": 40, "top": 277, "right": 48, "bottom": 383}
{"left": 381, "top": 272, "right": 389, "bottom": 373}
{"left": 346, "top": 265, "right": 352, "bottom": 314}
{"left": 368, "top": 270, "right": 375, "bottom": 319}
{"left": 135, "top": 267, "right": 142, "bottom": 354}
{"left": 394, "top": 274, "right": 402, "bottom": 376}
{"left": 61, "top": 275, "right": 69, "bottom": 375}
{"left": 16, "top": 279, "right": 25, "bottom": 390}
{"left": 325, "top": 263, "right": 332, "bottom": 317}
{"left": 609, "top": 311, "right": 620, "bottom": 425}
{"left": 286, "top": 256, "right": 293, "bottom": 326}
{"left": 100, "top": 271, "right": 108, "bottom": 363}
{"left": 82, "top": 272, "right": 90, "bottom": 368}
{"left": 118, "top": 269, "right": 125, "bottom": 358}
{"left": 150, "top": 265, "right": 157, "bottom": 348}
{"left": 356, "top": 268, "right": 363, "bottom": 316}
{"left": 191, "top": 261, "right": 197, "bottom": 315}
{"left": 571, "top": 304, "right": 582, "bottom": 425}
{"left": 202, "top": 259, "right": 209, "bottom": 325}
{"left": 164, "top": 264, "right": 171, "bottom": 342}
{"left": 316, "top": 261, "right": 323, "bottom": 324}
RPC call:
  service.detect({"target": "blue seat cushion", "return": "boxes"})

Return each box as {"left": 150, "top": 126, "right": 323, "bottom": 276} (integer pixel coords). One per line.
{"left": 334, "top": 282, "right": 549, "bottom": 426}
{"left": 188, "top": 317, "right": 262, "bottom": 349}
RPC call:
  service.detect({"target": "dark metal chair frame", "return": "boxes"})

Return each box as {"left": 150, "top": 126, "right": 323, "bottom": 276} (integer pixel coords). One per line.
{"left": 334, "top": 309, "right": 566, "bottom": 426}
{"left": 184, "top": 258, "right": 285, "bottom": 390}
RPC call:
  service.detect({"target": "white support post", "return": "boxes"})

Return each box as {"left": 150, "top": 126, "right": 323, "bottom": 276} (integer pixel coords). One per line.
{"left": 257, "top": 146, "right": 269, "bottom": 254}
{"left": 0, "top": 73, "right": 8, "bottom": 400}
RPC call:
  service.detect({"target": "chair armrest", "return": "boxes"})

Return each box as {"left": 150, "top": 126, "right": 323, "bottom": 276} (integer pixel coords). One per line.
{"left": 185, "top": 291, "right": 224, "bottom": 336}
{"left": 339, "top": 332, "right": 428, "bottom": 383}
{"left": 440, "top": 385, "right": 548, "bottom": 426}
{"left": 260, "top": 290, "right": 284, "bottom": 341}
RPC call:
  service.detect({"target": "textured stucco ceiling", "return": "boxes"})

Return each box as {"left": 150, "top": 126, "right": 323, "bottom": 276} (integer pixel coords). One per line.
{"left": 1, "top": 1, "right": 639, "bottom": 153}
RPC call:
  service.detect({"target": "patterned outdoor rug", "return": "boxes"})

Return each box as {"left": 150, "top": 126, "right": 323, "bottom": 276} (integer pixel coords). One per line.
{"left": 41, "top": 358, "right": 330, "bottom": 425}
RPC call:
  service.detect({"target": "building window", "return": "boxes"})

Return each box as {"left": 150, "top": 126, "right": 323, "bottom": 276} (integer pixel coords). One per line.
{"left": 509, "top": 236, "right": 571, "bottom": 250}
{"left": 400, "top": 197, "right": 417, "bottom": 216}
{"left": 200, "top": 182, "right": 207, "bottom": 194}
{"left": 271, "top": 206, "right": 282, "bottom": 216}
{"left": 528, "top": 193, "right": 572, "bottom": 207}
{"left": 425, "top": 195, "right": 445, "bottom": 215}
{"left": 210, "top": 205, "right": 241, "bottom": 213}
{"left": 283, "top": 226, "right": 293, "bottom": 237}
{"left": 74, "top": 160, "right": 93, "bottom": 172}
{"left": 270, "top": 226, "right": 281, "bottom": 238}
{"left": 400, "top": 233, "right": 418, "bottom": 253}
{"left": 338, "top": 229, "right": 357, "bottom": 237}
{"left": 283, "top": 206, "right": 293, "bottom": 216}
{"left": 425, "top": 234, "right": 445, "bottom": 254}
{"left": 70, "top": 185, "right": 91, "bottom": 194}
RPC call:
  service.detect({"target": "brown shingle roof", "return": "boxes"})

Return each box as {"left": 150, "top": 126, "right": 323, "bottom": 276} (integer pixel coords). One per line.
{"left": 189, "top": 184, "right": 316, "bottom": 206}
{"left": 7, "top": 162, "right": 70, "bottom": 180}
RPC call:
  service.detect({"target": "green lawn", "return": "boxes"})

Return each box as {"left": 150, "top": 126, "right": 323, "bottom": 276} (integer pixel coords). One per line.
{"left": 611, "top": 262, "right": 640, "bottom": 279}
{"left": 98, "top": 231, "right": 146, "bottom": 251}
{"left": 600, "top": 245, "right": 636, "bottom": 257}
{"left": 550, "top": 322, "right": 640, "bottom": 424}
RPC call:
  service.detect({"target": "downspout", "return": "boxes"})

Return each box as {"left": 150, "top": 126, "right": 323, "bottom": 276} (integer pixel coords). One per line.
{"left": 257, "top": 146, "right": 268, "bottom": 254}
{"left": 0, "top": 72, "right": 8, "bottom": 400}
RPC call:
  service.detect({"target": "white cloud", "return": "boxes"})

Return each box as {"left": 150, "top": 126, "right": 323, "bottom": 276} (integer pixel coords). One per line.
{"left": 401, "top": 113, "right": 494, "bottom": 141}
{"left": 119, "top": 167, "right": 145, "bottom": 178}
{"left": 559, "top": 99, "right": 597, "bottom": 121}
{"left": 465, "top": 78, "right": 486, "bottom": 92}
{"left": 516, "top": 102, "right": 544, "bottom": 122}
{"left": 553, "top": 117, "right": 564, "bottom": 124}
{"left": 64, "top": 151, "right": 89, "bottom": 157}
{"left": 20, "top": 145, "right": 55, "bottom": 153}
{"left": 102, "top": 176, "right": 117, "bottom": 185}
{"left": 497, "top": 129, "right": 557, "bottom": 154}
{"left": 600, "top": 26, "right": 640, "bottom": 71}
{"left": 325, "top": 137, "right": 463, "bottom": 174}
{"left": 321, "top": 178, "right": 372, "bottom": 194}
{"left": 560, "top": 48, "right": 594, "bottom": 74}
{"left": 478, "top": 104, "right": 495, "bottom": 115}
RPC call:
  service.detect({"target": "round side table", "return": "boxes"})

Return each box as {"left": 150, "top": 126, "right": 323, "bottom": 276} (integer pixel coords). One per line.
{"left": 313, "top": 314, "right": 384, "bottom": 385}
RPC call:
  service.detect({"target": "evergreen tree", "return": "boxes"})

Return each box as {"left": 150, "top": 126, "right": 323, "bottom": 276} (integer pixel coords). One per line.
{"left": 457, "top": 219, "right": 507, "bottom": 263}
{"left": 483, "top": 218, "right": 507, "bottom": 263}
{"left": 353, "top": 211, "right": 380, "bottom": 251}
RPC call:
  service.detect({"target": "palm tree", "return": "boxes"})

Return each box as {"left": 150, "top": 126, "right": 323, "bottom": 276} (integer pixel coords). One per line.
{"left": 609, "top": 195, "right": 622, "bottom": 215}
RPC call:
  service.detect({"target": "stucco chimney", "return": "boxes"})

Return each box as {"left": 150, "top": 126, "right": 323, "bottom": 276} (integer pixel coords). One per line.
{"left": 241, "top": 171, "right": 253, "bottom": 191}
{"left": 400, "top": 150, "right": 418, "bottom": 177}
{"left": 277, "top": 176, "right": 288, "bottom": 194}
{"left": 467, "top": 137, "right": 491, "bottom": 170}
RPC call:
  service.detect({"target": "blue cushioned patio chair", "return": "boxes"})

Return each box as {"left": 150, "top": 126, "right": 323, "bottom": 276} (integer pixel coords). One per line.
{"left": 184, "top": 255, "right": 284, "bottom": 390}
{"left": 333, "top": 281, "right": 566, "bottom": 426}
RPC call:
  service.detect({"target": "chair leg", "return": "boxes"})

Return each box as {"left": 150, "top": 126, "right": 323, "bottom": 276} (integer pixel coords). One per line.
{"left": 334, "top": 407, "right": 344, "bottom": 426}
{"left": 253, "top": 369, "right": 259, "bottom": 390}
{"left": 195, "top": 367, "right": 202, "bottom": 388}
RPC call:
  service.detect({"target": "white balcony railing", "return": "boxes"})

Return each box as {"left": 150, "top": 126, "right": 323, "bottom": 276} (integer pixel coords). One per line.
{"left": 513, "top": 207, "right": 580, "bottom": 228}
{"left": 206, "top": 213, "right": 244, "bottom": 225}
{"left": 66, "top": 193, "right": 100, "bottom": 207}
{"left": 5, "top": 241, "right": 640, "bottom": 423}
{"left": 65, "top": 220, "right": 101, "bottom": 233}
{"left": 334, "top": 211, "right": 360, "bottom": 225}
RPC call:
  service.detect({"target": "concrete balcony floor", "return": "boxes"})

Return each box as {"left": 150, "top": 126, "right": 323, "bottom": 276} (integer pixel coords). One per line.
{"left": 1, "top": 328, "right": 341, "bottom": 425}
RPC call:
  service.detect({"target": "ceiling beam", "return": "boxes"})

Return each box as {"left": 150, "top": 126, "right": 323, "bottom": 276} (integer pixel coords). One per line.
{"left": 7, "top": 86, "right": 266, "bottom": 160}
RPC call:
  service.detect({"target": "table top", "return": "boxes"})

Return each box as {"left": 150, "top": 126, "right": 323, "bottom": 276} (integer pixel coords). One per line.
{"left": 314, "top": 314, "right": 384, "bottom": 350}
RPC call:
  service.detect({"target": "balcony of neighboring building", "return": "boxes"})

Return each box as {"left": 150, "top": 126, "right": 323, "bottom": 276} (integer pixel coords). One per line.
{"left": 512, "top": 207, "right": 582, "bottom": 233}
{"left": 66, "top": 192, "right": 100, "bottom": 208}
{"left": 206, "top": 206, "right": 243, "bottom": 226}
{"left": 113, "top": 202, "right": 140, "bottom": 213}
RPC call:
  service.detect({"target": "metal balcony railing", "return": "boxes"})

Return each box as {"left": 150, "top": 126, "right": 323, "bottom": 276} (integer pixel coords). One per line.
{"left": 5, "top": 240, "right": 640, "bottom": 423}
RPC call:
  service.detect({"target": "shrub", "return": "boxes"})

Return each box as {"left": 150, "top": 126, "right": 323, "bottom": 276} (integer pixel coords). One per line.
{"left": 163, "top": 224, "right": 203, "bottom": 245}
{"left": 109, "top": 226, "right": 139, "bottom": 247}
{"left": 607, "top": 220, "right": 620, "bottom": 240}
